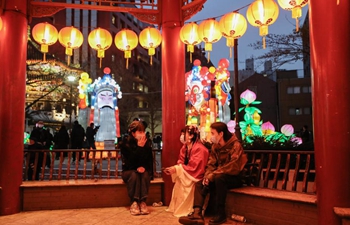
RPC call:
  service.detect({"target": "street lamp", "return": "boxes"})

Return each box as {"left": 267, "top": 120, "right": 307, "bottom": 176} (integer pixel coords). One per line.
{"left": 67, "top": 75, "right": 76, "bottom": 127}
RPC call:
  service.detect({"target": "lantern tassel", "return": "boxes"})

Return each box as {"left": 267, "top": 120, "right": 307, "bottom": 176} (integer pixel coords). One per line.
{"left": 296, "top": 18, "right": 299, "bottom": 33}
{"left": 190, "top": 52, "right": 192, "bottom": 63}
{"left": 43, "top": 53, "right": 46, "bottom": 62}
{"left": 67, "top": 55, "right": 71, "bottom": 66}
{"left": 99, "top": 58, "right": 102, "bottom": 68}
{"left": 207, "top": 52, "right": 210, "bottom": 63}
{"left": 229, "top": 47, "right": 232, "bottom": 58}
{"left": 126, "top": 58, "right": 129, "bottom": 69}
{"left": 263, "top": 36, "right": 266, "bottom": 49}
{"left": 150, "top": 56, "right": 153, "bottom": 65}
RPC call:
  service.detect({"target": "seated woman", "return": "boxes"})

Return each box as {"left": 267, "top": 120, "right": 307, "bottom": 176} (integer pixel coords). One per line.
{"left": 164, "top": 125, "right": 209, "bottom": 217}
{"left": 119, "top": 121, "right": 153, "bottom": 216}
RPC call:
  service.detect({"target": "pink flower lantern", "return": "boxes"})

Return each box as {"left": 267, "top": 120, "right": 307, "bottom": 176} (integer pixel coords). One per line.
{"left": 261, "top": 121, "right": 275, "bottom": 135}
{"left": 227, "top": 120, "right": 236, "bottom": 133}
{"left": 240, "top": 89, "right": 256, "bottom": 104}
{"left": 291, "top": 136, "right": 303, "bottom": 145}
{"left": 281, "top": 124, "right": 294, "bottom": 136}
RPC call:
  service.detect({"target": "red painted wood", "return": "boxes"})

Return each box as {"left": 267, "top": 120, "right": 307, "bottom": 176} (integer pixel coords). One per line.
{"left": 0, "top": 0, "right": 28, "bottom": 215}
{"left": 309, "top": 1, "right": 350, "bottom": 224}
{"left": 161, "top": 0, "right": 186, "bottom": 205}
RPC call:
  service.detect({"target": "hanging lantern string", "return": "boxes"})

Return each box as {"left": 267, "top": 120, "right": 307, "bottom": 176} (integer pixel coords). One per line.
{"left": 184, "top": 3, "right": 251, "bottom": 24}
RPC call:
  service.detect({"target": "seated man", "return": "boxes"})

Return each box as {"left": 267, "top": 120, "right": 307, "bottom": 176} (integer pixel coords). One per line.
{"left": 179, "top": 122, "right": 247, "bottom": 225}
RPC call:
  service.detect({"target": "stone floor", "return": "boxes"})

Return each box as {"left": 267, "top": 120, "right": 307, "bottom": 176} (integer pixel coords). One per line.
{"left": 0, "top": 206, "right": 248, "bottom": 225}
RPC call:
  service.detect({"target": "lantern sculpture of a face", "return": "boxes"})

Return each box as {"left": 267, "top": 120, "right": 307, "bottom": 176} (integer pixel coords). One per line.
{"left": 139, "top": 27, "right": 162, "bottom": 65}
{"left": 246, "top": 0, "right": 279, "bottom": 49}
{"left": 114, "top": 29, "right": 138, "bottom": 69}
{"left": 58, "top": 26, "right": 84, "bottom": 65}
{"left": 32, "top": 22, "right": 58, "bottom": 61}
{"left": 180, "top": 22, "right": 202, "bottom": 63}
{"left": 219, "top": 12, "right": 247, "bottom": 58}
{"left": 88, "top": 27, "right": 112, "bottom": 68}
{"left": 197, "top": 19, "right": 222, "bottom": 62}
{"left": 277, "top": 0, "right": 308, "bottom": 32}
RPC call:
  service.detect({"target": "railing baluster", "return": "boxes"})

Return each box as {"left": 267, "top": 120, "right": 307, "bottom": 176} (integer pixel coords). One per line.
{"left": 107, "top": 151, "right": 111, "bottom": 179}
{"left": 49, "top": 152, "right": 54, "bottom": 181}
{"left": 83, "top": 150, "right": 87, "bottom": 180}
{"left": 256, "top": 153, "right": 264, "bottom": 186}
{"left": 302, "top": 154, "right": 311, "bottom": 192}
{"left": 281, "top": 154, "right": 291, "bottom": 190}
{"left": 272, "top": 153, "right": 282, "bottom": 189}
{"left": 40, "top": 151, "right": 47, "bottom": 181}
{"left": 292, "top": 154, "right": 301, "bottom": 191}
{"left": 66, "top": 152, "right": 72, "bottom": 180}
{"left": 115, "top": 150, "right": 119, "bottom": 179}
{"left": 263, "top": 153, "right": 273, "bottom": 188}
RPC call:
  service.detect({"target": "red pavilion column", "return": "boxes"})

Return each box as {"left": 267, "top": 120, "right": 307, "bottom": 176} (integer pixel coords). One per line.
{"left": 0, "top": 0, "right": 27, "bottom": 215}
{"left": 161, "top": 0, "right": 185, "bottom": 205}
{"left": 309, "top": 1, "right": 350, "bottom": 224}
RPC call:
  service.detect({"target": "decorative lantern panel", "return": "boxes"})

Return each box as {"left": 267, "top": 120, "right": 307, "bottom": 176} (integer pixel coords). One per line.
{"left": 32, "top": 22, "right": 58, "bottom": 61}
{"left": 139, "top": 27, "right": 162, "bottom": 65}
{"left": 88, "top": 27, "right": 112, "bottom": 68}
{"left": 277, "top": 0, "right": 308, "bottom": 32}
{"left": 58, "top": 26, "right": 84, "bottom": 65}
{"left": 197, "top": 19, "right": 222, "bottom": 62}
{"left": 114, "top": 29, "right": 138, "bottom": 69}
{"left": 180, "top": 22, "right": 202, "bottom": 62}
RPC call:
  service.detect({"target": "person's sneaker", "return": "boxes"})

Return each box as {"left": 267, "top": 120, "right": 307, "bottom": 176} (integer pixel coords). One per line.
{"left": 139, "top": 201, "right": 150, "bottom": 215}
{"left": 130, "top": 201, "right": 140, "bottom": 216}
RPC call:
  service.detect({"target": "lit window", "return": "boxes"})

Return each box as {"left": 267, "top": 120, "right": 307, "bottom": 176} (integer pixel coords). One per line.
{"left": 295, "top": 108, "right": 302, "bottom": 115}
{"left": 144, "top": 86, "right": 148, "bottom": 93}
{"left": 111, "top": 55, "right": 115, "bottom": 62}
{"left": 133, "top": 82, "right": 135, "bottom": 90}
{"left": 294, "top": 87, "right": 300, "bottom": 94}
{"left": 138, "top": 101, "right": 143, "bottom": 108}
{"left": 112, "top": 16, "right": 116, "bottom": 24}
{"left": 138, "top": 84, "right": 143, "bottom": 92}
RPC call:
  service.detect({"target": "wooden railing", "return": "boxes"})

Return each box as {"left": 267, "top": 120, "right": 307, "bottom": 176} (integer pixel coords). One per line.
{"left": 23, "top": 149, "right": 162, "bottom": 181}
{"left": 243, "top": 150, "right": 316, "bottom": 193}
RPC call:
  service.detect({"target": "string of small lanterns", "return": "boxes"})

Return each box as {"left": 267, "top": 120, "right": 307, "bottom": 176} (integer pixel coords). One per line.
{"left": 29, "top": 0, "right": 308, "bottom": 67}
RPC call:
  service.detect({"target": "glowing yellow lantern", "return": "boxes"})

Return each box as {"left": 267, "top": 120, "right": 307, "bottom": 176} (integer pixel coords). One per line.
{"left": 58, "top": 26, "right": 83, "bottom": 65}
{"left": 180, "top": 22, "right": 202, "bottom": 63}
{"left": 88, "top": 27, "right": 112, "bottom": 68}
{"left": 139, "top": 27, "right": 162, "bottom": 65}
{"left": 114, "top": 29, "right": 138, "bottom": 69}
{"left": 219, "top": 12, "right": 247, "bottom": 58}
{"left": 197, "top": 19, "right": 222, "bottom": 62}
{"left": 277, "top": 0, "right": 308, "bottom": 32}
{"left": 32, "top": 22, "right": 58, "bottom": 61}
{"left": 246, "top": 0, "right": 279, "bottom": 49}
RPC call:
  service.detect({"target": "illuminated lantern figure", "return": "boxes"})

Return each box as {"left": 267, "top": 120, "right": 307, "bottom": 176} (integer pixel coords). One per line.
{"left": 197, "top": 19, "right": 222, "bottom": 62}
{"left": 139, "top": 27, "right": 162, "bottom": 65}
{"left": 32, "top": 22, "right": 58, "bottom": 61}
{"left": 246, "top": 0, "right": 279, "bottom": 49}
{"left": 88, "top": 28, "right": 112, "bottom": 68}
{"left": 219, "top": 12, "right": 247, "bottom": 58}
{"left": 180, "top": 22, "right": 202, "bottom": 62}
{"left": 277, "top": 0, "right": 308, "bottom": 32}
{"left": 58, "top": 26, "right": 84, "bottom": 65}
{"left": 114, "top": 29, "right": 138, "bottom": 69}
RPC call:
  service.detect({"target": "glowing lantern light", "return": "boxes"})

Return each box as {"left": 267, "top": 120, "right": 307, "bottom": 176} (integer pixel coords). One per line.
{"left": 114, "top": 29, "right": 138, "bottom": 69}
{"left": 240, "top": 89, "right": 257, "bottom": 104}
{"left": 58, "top": 26, "right": 84, "bottom": 65}
{"left": 277, "top": 0, "right": 308, "bottom": 32}
{"left": 32, "top": 22, "right": 58, "bottom": 61}
{"left": 139, "top": 27, "right": 162, "bottom": 65}
{"left": 281, "top": 124, "right": 294, "bottom": 136}
{"left": 246, "top": 0, "right": 279, "bottom": 49}
{"left": 261, "top": 121, "right": 275, "bottom": 135}
{"left": 180, "top": 22, "right": 202, "bottom": 63}
{"left": 219, "top": 12, "right": 247, "bottom": 58}
{"left": 88, "top": 27, "right": 112, "bottom": 68}
{"left": 197, "top": 19, "right": 222, "bottom": 62}
{"left": 227, "top": 120, "right": 236, "bottom": 133}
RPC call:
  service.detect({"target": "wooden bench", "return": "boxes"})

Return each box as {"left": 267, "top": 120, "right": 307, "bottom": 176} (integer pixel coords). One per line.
{"left": 225, "top": 150, "right": 318, "bottom": 225}
{"left": 21, "top": 178, "right": 164, "bottom": 211}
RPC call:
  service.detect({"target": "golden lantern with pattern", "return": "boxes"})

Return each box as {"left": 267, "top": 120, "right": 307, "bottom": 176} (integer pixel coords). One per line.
{"left": 246, "top": 0, "right": 279, "bottom": 49}
{"left": 139, "top": 27, "right": 162, "bottom": 65}
{"left": 88, "top": 27, "right": 112, "bottom": 68}
{"left": 180, "top": 22, "right": 202, "bottom": 63}
{"left": 277, "top": 0, "right": 308, "bottom": 32}
{"left": 114, "top": 29, "right": 138, "bottom": 69}
{"left": 32, "top": 22, "right": 58, "bottom": 61}
{"left": 219, "top": 12, "right": 247, "bottom": 58}
{"left": 58, "top": 26, "right": 84, "bottom": 65}
{"left": 197, "top": 19, "right": 222, "bottom": 62}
